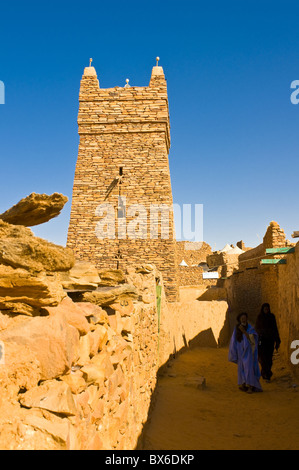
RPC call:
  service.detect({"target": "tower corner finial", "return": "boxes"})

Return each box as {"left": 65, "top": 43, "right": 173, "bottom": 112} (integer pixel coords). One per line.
{"left": 150, "top": 56, "right": 165, "bottom": 82}
{"left": 83, "top": 58, "right": 97, "bottom": 77}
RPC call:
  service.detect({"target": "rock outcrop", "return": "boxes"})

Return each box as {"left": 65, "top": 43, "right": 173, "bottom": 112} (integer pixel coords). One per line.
{"left": 0, "top": 267, "right": 160, "bottom": 450}
{"left": 58, "top": 261, "right": 101, "bottom": 291}
{"left": 81, "top": 284, "right": 138, "bottom": 306}
{"left": 0, "top": 211, "right": 161, "bottom": 450}
{"left": 0, "top": 265, "right": 66, "bottom": 310}
{"left": 0, "top": 193, "right": 68, "bottom": 227}
{"left": 0, "top": 221, "right": 74, "bottom": 273}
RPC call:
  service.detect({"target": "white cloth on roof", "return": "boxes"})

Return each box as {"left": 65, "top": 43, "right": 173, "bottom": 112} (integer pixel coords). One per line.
{"left": 179, "top": 260, "right": 188, "bottom": 266}
{"left": 220, "top": 244, "right": 232, "bottom": 252}
{"left": 225, "top": 246, "right": 245, "bottom": 254}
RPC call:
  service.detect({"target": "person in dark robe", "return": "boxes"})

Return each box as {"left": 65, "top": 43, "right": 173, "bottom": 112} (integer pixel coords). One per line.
{"left": 228, "top": 312, "right": 262, "bottom": 393}
{"left": 255, "top": 303, "right": 281, "bottom": 382}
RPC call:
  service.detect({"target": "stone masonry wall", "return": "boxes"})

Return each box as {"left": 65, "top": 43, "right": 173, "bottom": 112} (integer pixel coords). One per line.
{"left": 0, "top": 257, "right": 232, "bottom": 450}
{"left": 0, "top": 265, "right": 160, "bottom": 450}
{"left": 275, "top": 243, "right": 299, "bottom": 375}
{"left": 67, "top": 64, "right": 179, "bottom": 302}
{"left": 223, "top": 221, "right": 299, "bottom": 375}
{"left": 223, "top": 221, "right": 288, "bottom": 327}
{"left": 178, "top": 266, "right": 218, "bottom": 287}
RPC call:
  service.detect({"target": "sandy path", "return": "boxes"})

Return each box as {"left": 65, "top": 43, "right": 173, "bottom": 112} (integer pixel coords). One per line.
{"left": 141, "top": 347, "right": 299, "bottom": 450}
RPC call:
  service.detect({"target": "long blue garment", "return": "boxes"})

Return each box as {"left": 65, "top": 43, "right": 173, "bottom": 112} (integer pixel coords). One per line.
{"left": 228, "top": 323, "right": 262, "bottom": 391}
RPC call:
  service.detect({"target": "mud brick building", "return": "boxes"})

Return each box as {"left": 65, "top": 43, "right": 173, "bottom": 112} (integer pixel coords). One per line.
{"left": 67, "top": 61, "right": 179, "bottom": 301}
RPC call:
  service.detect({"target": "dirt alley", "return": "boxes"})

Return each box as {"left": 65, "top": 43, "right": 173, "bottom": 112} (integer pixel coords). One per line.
{"left": 140, "top": 347, "right": 299, "bottom": 450}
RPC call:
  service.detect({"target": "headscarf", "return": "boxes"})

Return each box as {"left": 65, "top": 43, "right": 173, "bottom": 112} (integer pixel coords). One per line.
{"left": 236, "top": 312, "right": 248, "bottom": 343}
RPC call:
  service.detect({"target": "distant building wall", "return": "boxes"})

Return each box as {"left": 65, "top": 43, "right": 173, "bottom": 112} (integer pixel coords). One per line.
{"left": 223, "top": 221, "right": 299, "bottom": 375}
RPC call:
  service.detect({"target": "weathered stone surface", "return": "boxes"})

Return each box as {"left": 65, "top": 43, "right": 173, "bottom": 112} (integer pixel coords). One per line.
{"left": 0, "top": 221, "right": 74, "bottom": 273}
{"left": 106, "top": 335, "right": 132, "bottom": 366}
{"left": 60, "top": 371, "right": 86, "bottom": 394}
{"left": 42, "top": 296, "right": 90, "bottom": 335}
{"left": 0, "top": 341, "right": 42, "bottom": 397}
{"left": 98, "top": 269, "right": 126, "bottom": 286}
{"left": 77, "top": 334, "right": 92, "bottom": 366}
{"left": 88, "top": 325, "right": 108, "bottom": 356}
{"left": 76, "top": 302, "right": 110, "bottom": 325}
{"left": 82, "top": 284, "right": 138, "bottom": 306}
{"left": 24, "top": 415, "right": 70, "bottom": 447}
{"left": 89, "top": 350, "right": 114, "bottom": 380}
{"left": 110, "top": 298, "right": 134, "bottom": 316}
{"left": 0, "top": 243, "right": 175, "bottom": 450}
{"left": 0, "top": 265, "right": 66, "bottom": 308}
{"left": 59, "top": 261, "right": 101, "bottom": 290}
{"left": 20, "top": 380, "right": 77, "bottom": 416}
{"left": 80, "top": 363, "right": 105, "bottom": 385}
{"left": 0, "top": 302, "right": 39, "bottom": 316}
{"left": 0, "top": 192, "right": 68, "bottom": 227}
{"left": 0, "top": 314, "right": 80, "bottom": 380}
{"left": 135, "top": 264, "right": 155, "bottom": 274}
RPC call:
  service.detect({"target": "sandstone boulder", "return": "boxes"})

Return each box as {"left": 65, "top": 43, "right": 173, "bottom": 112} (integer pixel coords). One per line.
{"left": 0, "top": 302, "right": 39, "bottom": 317}
{"left": 0, "top": 221, "right": 74, "bottom": 273}
{"left": 24, "top": 415, "right": 71, "bottom": 448}
{"left": 59, "top": 261, "right": 101, "bottom": 290}
{"left": 80, "top": 364, "right": 106, "bottom": 385}
{"left": 0, "top": 314, "right": 80, "bottom": 380}
{"left": 98, "top": 269, "right": 126, "bottom": 286}
{"left": 0, "top": 341, "right": 42, "bottom": 397}
{"left": 77, "top": 334, "right": 92, "bottom": 366}
{"left": 75, "top": 302, "right": 110, "bottom": 325}
{"left": 89, "top": 350, "right": 114, "bottom": 380}
{"left": 60, "top": 371, "right": 86, "bottom": 394}
{"left": 41, "top": 296, "right": 90, "bottom": 335}
{"left": 0, "top": 192, "right": 68, "bottom": 227}
{"left": 75, "top": 324, "right": 109, "bottom": 365}
{"left": 82, "top": 284, "right": 138, "bottom": 306}
{"left": 0, "top": 265, "right": 66, "bottom": 309}
{"left": 20, "top": 380, "right": 77, "bottom": 416}
{"left": 89, "top": 325, "right": 108, "bottom": 356}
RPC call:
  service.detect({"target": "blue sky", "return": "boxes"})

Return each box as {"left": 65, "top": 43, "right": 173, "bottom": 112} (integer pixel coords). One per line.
{"left": 0, "top": 0, "right": 299, "bottom": 250}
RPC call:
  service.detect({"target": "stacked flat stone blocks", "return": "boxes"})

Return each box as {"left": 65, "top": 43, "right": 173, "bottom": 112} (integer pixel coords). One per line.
{"left": 67, "top": 63, "right": 178, "bottom": 301}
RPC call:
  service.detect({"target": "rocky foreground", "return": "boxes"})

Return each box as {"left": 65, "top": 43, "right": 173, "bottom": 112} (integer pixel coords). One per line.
{"left": 0, "top": 193, "right": 161, "bottom": 450}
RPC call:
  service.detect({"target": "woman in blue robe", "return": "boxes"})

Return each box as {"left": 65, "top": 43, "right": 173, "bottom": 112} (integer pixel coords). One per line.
{"left": 228, "top": 312, "right": 262, "bottom": 393}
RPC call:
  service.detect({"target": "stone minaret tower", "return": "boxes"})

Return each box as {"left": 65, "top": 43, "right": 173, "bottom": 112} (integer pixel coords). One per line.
{"left": 67, "top": 59, "right": 178, "bottom": 301}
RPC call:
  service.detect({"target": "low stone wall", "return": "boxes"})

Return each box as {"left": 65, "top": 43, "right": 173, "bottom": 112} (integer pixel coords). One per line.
{"left": 0, "top": 265, "right": 232, "bottom": 450}
{"left": 0, "top": 266, "right": 160, "bottom": 450}
{"left": 276, "top": 243, "right": 299, "bottom": 373}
